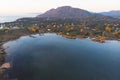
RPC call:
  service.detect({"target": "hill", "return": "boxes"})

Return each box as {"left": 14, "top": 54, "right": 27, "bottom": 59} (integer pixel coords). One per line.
{"left": 100, "top": 10, "right": 120, "bottom": 19}
{"left": 36, "top": 6, "right": 119, "bottom": 23}
{"left": 2, "top": 6, "right": 120, "bottom": 30}
{"left": 37, "top": 6, "right": 92, "bottom": 18}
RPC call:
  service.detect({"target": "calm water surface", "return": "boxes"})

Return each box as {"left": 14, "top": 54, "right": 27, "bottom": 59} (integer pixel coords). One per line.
{"left": 0, "top": 14, "right": 38, "bottom": 23}
{"left": 3, "top": 33, "right": 120, "bottom": 80}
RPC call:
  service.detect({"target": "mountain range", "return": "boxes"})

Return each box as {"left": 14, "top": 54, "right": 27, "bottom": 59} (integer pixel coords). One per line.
{"left": 2, "top": 6, "right": 120, "bottom": 29}
{"left": 100, "top": 10, "right": 120, "bottom": 19}
{"left": 37, "top": 6, "right": 120, "bottom": 19}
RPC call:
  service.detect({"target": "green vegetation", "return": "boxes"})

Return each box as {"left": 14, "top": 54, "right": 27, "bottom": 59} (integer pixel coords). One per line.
{"left": 0, "top": 18, "right": 120, "bottom": 79}
{"left": 0, "top": 18, "right": 120, "bottom": 42}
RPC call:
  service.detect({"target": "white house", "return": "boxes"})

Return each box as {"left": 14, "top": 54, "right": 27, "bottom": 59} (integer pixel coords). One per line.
{"left": 0, "top": 24, "right": 3, "bottom": 29}
{"left": 12, "top": 26, "right": 20, "bottom": 29}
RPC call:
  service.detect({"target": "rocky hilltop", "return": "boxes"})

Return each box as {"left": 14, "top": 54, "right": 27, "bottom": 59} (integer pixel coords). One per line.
{"left": 37, "top": 6, "right": 92, "bottom": 18}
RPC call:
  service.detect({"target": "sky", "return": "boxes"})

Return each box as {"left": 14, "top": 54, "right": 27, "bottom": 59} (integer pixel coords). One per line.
{"left": 0, "top": 0, "right": 120, "bottom": 15}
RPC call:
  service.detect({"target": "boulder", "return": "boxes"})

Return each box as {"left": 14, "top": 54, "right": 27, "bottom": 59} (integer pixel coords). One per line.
{"left": 0, "top": 62, "right": 11, "bottom": 69}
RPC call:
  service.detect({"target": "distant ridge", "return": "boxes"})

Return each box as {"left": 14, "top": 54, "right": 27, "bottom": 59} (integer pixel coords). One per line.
{"left": 36, "top": 6, "right": 92, "bottom": 18}
{"left": 13, "top": 6, "right": 120, "bottom": 26}
{"left": 35, "top": 6, "right": 120, "bottom": 23}
{"left": 100, "top": 10, "right": 120, "bottom": 19}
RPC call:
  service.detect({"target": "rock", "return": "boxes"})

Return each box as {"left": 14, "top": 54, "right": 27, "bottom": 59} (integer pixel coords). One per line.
{"left": 0, "top": 68, "right": 6, "bottom": 74}
{"left": 3, "top": 46, "right": 10, "bottom": 49}
{"left": 0, "top": 62, "right": 11, "bottom": 69}
{"left": 0, "top": 52, "right": 4, "bottom": 54}
{"left": 0, "top": 48, "right": 5, "bottom": 51}
{"left": 0, "top": 47, "right": 7, "bottom": 54}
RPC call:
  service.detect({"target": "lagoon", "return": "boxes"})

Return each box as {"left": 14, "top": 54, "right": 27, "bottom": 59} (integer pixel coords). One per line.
{"left": 3, "top": 33, "right": 120, "bottom": 80}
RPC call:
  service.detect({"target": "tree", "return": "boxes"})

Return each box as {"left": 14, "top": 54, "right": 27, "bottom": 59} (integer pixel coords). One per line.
{"left": 105, "top": 24, "right": 111, "bottom": 32}
{"left": 28, "top": 26, "right": 39, "bottom": 32}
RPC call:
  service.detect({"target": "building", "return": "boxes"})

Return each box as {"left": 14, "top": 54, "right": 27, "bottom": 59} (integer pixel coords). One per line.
{"left": 0, "top": 24, "right": 3, "bottom": 29}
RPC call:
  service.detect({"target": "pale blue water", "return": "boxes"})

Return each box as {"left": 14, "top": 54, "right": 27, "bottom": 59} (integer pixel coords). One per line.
{"left": 0, "top": 14, "right": 38, "bottom": 23}
{"left": 3, "top": 33, "right": 120, "bottom": 80}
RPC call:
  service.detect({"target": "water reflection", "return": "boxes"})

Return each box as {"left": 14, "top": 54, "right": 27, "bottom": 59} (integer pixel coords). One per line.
{"left": 3, "top": 33, "right": 120, "bottom": 80}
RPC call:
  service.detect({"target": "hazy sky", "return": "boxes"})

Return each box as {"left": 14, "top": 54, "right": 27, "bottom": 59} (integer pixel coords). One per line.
{"left": 0, "top": 0, "right": 120, "bottom": 15}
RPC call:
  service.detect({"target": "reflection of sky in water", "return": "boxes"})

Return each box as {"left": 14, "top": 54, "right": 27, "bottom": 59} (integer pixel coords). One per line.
{"left": 3, "top": 33, "right": 120, "bottom": 80}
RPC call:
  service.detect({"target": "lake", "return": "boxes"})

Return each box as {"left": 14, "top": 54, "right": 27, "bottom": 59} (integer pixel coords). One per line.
{"left": 3, "top": 33, "right": 120, "bottom": 80}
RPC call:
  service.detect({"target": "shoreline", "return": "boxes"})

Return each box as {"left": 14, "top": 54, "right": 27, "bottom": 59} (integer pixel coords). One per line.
{"left": 0, "top": 29, "right": 120, "bottom": 79}
{"left": 0, "top": 29, "right": 31, "bottom": 80}
{"left": 0, "top": 42, "right": 7, "bottom": 80}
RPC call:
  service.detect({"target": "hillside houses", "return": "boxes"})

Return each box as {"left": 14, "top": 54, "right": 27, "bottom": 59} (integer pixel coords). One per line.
{"left": 0, "top": 24, "right": 5, "bottom": 30}
{"left": 0, "top": 24, "right": 20, "bottom": 30}
{"left": 0, "top": 26, "right": 3, "bottom": 30}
